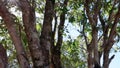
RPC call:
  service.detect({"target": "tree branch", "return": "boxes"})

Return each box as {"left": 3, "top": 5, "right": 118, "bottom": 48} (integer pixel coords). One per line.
{"left": 84, "top": 0, "right": 94, "bottom": 26}
{"left": 107, "top": 3, "right": 120, "bottom": 50}
{"left": 52, "top": 11, "right": 58, "bottom": 44}
{"left": 108, "top": 55, "right": 115, "bottom": 65}
{"left": 83, "top": 22, "right": 88, "bottom": 46}
{"left": 56, "top": 0, "right": 69, "bottom": 49}
{"left": 108, "top": 0, "right": 118, "bottom": 22}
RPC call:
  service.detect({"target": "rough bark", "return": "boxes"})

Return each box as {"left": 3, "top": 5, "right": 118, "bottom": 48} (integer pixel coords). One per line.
{"left": 19, "top": 0, "right": 44, "bottom": 67}
{"left": 40, "top": 0, "right": 55, "bottom": 68}
{"left": 0, "top": 1, "right": 30, "bottom": 68}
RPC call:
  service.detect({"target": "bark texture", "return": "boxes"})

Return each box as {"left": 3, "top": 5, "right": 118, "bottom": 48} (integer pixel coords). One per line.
{"left": 19, "top": 0, "right": 43, "bottom": 67}
{"left": 0, "top": 1, "right": 30, "bottom": 68}
{"left": 40, "top": 0, "right": 55, "bottom": 68}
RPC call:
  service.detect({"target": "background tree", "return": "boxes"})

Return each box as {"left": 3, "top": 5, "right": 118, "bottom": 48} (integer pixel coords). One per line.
{"left": 84, "top": 0, "right": 120, "bottom": 68}
{"left": 67, "top": 0, "right": 120, "bottom": 68}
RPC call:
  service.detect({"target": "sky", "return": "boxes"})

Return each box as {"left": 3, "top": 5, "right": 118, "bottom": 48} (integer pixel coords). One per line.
{"left": 109, "top": 52, "right": 120, "bottom": 68}
{"left": 109, "top": 42, "right": 120, "bottom": 68}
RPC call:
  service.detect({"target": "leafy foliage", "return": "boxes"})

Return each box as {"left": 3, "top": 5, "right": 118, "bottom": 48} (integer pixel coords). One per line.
{"left": 61, "top": 37, "right": 87, "bottom": 68}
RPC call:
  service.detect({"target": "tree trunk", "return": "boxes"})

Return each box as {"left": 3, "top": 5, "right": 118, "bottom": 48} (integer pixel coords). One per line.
{"left": 103, "top": 49, "right": 109, "bottom": 68}
{"left": 92, "top": 26, "right": 100, "bottom": 67}
{"left": 40, "top": 0, "right": 55, "bottom": 68}
{"left": 51, "top": 0, "right": 68, "bottom": 68}
{"left": 88, "top": 51, "right": 93, "bottom": 68}
{"left": 19, "top": 0, "right": 44, "bottom": 67}
{"left": 0, "top": 1, "right": 30, "bottom": 68}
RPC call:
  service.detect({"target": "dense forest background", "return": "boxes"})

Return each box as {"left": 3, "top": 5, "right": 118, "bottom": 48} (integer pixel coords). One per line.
{"left": 0, "top": 0, "right": 120, "bottom": 68}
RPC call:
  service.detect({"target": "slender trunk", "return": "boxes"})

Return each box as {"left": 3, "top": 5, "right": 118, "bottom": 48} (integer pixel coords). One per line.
{"left": 52, "top": 11, "right": 66, "bottom": 68}
{"left": 51, "top": 0, "right": 68, "bottom": 68}
{"left": 0, "top": 2, "right": 30, "bottom": 68}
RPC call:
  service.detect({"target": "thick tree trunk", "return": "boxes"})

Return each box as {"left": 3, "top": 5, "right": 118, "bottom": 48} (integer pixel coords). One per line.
{"left": 51, "top": 47, "right": 62, "bottom": 68}
{"left": 19, "top": 0, "right": 44, "bottom": 67}
{"left": 92, "top": 26, "right": 100, "bottom": 68}
{"left": 40, "top": 0, "right": 55, "bottom": 68}
{"left": 0, "top": 1, "right": 30, "bottom": 68}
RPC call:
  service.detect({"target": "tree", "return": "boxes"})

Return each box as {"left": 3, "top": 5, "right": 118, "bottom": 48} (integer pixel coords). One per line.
{"left": 0, "top": 0, "right": 30, "bottom": 67}
{"left": 50, "top": 0, "right": 69, "bottom": 68}
{"left": 0, "top": 0, "right": 69, "bottom": 68}
{"left": 67, "top": 0, "right": 120, "bottom": 68}
{"left": 0, "top": 0, "right": 120, "bottom": 68}
{"left": 84, "top": 0, "right": 120, "bottom": 68}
